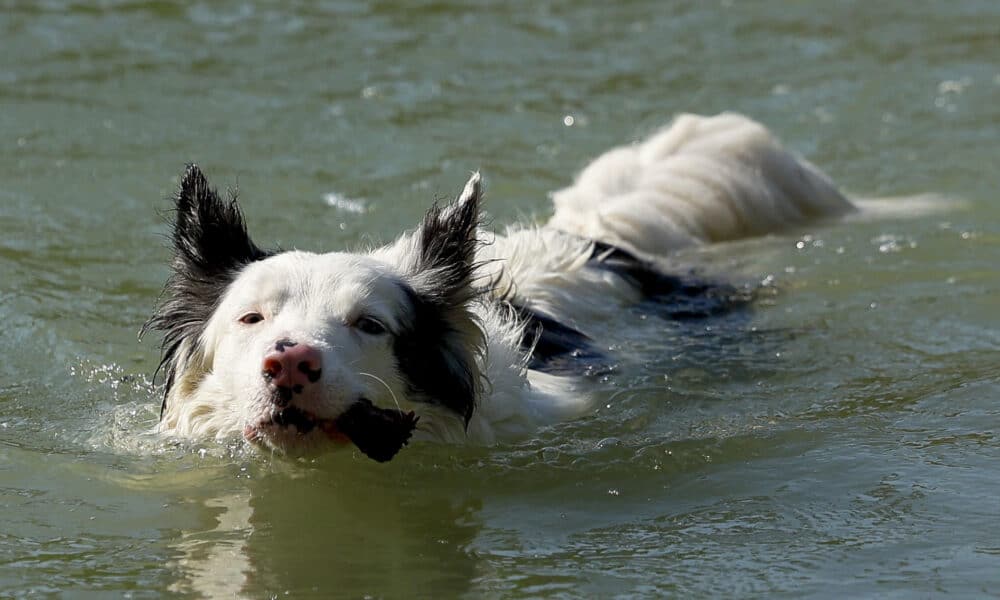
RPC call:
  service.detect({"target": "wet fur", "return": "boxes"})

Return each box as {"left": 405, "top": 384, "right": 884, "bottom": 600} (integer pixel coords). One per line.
{"left": 142, "top": 113, "right": 853, "bottom": 459}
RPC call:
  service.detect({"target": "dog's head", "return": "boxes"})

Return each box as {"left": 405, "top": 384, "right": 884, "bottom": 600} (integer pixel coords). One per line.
{"left": 142, "top": 166, "right": 486, "bottom": 461}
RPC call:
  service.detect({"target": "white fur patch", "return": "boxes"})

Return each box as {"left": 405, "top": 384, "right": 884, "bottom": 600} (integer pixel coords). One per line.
{"left": 548, "top": 112, "right": 854, "bottom": 257}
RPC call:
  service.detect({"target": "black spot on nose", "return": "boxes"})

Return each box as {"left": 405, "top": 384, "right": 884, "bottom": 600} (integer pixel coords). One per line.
{"left": 298, "top": 362, "right": 322, "bottom": 383}
{"left": 275, "top": 386, "right": 293, "bottom": 407}
{"left": 275, "top": 339, "right": 298, "bottom": 352}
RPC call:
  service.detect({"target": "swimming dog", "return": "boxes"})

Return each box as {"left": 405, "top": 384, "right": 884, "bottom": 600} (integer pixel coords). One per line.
{"left": 142, "top": 113, "right": 853, "bottom": 461}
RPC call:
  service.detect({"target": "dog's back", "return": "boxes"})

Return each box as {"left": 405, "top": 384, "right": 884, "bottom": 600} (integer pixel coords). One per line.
{"left": 548, "top": 112, "right": 853, "bottom": 256}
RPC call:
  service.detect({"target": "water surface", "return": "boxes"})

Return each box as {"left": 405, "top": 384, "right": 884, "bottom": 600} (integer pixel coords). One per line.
{"left": 2, "top": 1, "right": 999, "bottom": 597}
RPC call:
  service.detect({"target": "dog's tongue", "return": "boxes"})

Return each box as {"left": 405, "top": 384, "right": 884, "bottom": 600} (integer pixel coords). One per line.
{"left": 330, "top": 399, "right": 419, "bottom": 463}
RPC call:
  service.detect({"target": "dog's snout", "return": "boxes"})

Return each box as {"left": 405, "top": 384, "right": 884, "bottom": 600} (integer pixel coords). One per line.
{"left": 262, "top": 342, "right": 323, "bottom": 397}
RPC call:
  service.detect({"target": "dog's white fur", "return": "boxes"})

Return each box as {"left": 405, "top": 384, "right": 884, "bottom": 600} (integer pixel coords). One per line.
{"left": 151, "top": 113, "right": 853, "bottom": 454}
{"left": 548, "top": 112, "right": 853, "bottom": 256}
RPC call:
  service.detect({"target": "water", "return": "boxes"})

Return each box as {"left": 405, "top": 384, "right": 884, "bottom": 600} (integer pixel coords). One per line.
{"left": 2, "top": 1, "right": 999, "bottom": 597}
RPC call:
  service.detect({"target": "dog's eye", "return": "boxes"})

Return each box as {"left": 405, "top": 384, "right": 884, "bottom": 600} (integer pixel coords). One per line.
{"left": 239, "top": 312, "right": 265, "bottom": 325}
{"left": 355, "top": 315, "right": 387, "bottom": 335}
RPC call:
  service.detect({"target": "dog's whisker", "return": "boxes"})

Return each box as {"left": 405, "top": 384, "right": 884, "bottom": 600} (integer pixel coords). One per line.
{"left": 358, "top": 372, "right": 401, "bottom": 412}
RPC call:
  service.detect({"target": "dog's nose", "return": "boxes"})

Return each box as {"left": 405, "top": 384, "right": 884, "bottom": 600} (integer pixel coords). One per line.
{"left": 261, "top": 340, "right": 323, "bottom": 393}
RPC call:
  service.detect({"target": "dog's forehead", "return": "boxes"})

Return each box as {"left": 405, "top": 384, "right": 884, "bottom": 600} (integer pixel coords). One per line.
{"left": 229, "top": 250, "right": 408, "bottom": 308}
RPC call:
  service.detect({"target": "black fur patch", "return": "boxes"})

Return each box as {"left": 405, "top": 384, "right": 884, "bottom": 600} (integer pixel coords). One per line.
{"left": 587, "top": 241, "right": 750, "bottom": 319}
{"left": 509, "top": 240, "right": 751, "bottom": 376}
{"left": 140, "top": 165, "right": 271, "bottom": 415}
{"left": 511, "top": 303, "right": 608, "bottom": 375}
{"left": 391, "top": 177, "right": 485, "bottom": 425}
{"left": 394, "top": 282, "right": 479, "bottom": 425}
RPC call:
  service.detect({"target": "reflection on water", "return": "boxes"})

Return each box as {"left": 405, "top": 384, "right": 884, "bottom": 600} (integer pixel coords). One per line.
{"left": 168, "top": 493, "right": 252, "bottom": 597}
{"left": 165, "top": 456, "right": 485, "bottom": 597}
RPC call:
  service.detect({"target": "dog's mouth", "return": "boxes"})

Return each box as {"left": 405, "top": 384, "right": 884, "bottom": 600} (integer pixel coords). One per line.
{"left": 265, "top": 405, "right": 325, "bottom": 435}
{"left": 245, "top": 405, "right": 344, "bottom": 443}
{"left": 244, "top": 399, "right": 419, "bottom": 463}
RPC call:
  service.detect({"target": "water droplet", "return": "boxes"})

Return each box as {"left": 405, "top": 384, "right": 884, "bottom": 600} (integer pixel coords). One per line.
{"left": 323, "top": 192, "right": 366, "bottom": 214}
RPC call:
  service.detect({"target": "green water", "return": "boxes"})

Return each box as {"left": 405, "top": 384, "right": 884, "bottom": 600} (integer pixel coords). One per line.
{"left": 2, "top": 1, "right": 999, "bottom": 597}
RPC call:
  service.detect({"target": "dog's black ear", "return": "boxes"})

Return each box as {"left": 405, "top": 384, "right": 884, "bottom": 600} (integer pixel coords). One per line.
{"left": 141, "top": 165, "right": 270, "bottom": 415}
{"left": 393, "top": 173, "right": 485, "bottom": 425}
{"left": 413, "top": 172, "right": 482, "bottom": 305}
{"left": 172, "top": 164, "right": 268, "bottom": 277}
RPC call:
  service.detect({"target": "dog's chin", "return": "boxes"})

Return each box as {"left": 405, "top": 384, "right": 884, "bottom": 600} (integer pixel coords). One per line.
{"left": 243, "top": 405, "right": 350, "bottom": 455}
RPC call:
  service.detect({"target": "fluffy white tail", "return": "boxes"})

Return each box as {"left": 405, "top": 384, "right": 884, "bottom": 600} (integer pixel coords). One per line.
{"left": 548, "top": 112, "right": 855, "bottom": 257}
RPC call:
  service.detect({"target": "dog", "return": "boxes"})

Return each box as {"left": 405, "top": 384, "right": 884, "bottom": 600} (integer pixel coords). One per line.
{"left": 141, "top": 112, "right": 853, "bottom": 462}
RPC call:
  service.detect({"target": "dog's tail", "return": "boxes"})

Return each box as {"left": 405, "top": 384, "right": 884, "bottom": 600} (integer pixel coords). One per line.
{"left": 547, "top": 112, "right": 855, "bottom": 257}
